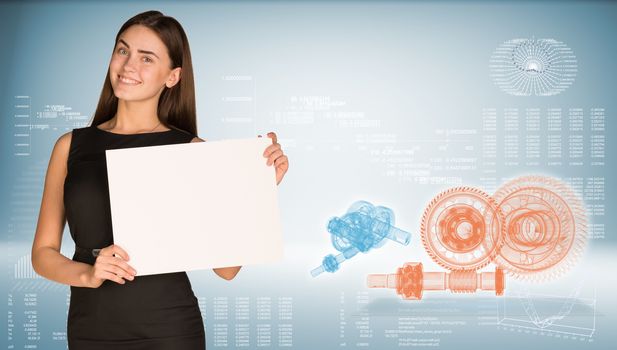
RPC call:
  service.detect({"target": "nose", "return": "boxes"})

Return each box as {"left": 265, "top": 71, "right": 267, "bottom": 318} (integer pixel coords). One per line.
{"left": 121, "top": 54, "right": 139, "bottom": 73}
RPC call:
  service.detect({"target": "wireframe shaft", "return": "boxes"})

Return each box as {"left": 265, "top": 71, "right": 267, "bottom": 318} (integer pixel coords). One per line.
{"left": 367, "top": 262, "right": 505, "bottom": 300}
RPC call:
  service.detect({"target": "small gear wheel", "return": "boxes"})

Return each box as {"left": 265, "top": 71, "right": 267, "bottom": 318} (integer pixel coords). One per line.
{"left": 421, "top": 187, "right": 504, "bottom": 271}
{"left": 396, "top": 262, "right": 424, "bottom": 300}
{"left": 493, "top": 176, "right": 587, "bottom": 281}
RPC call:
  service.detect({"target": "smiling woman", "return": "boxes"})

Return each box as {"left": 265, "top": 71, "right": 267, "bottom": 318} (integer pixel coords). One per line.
{"left": 93, "top": 10, "right": 195, "bottom": 135}
{"left": 30, "top": 9, "right": 289, "bottom": 350}
{"left": 108, "top": 25, "right": 181, "bottom": 108}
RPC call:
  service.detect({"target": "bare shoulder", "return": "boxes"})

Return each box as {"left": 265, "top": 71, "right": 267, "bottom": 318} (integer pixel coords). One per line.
{"left": 54, "top": 131, "right": 72, "bottom": 158}
{"left": 191, "top": 136, "right": 206, "bottom": 143}
{"left": 46, "top": 131, "right": 72, "bottom": 173}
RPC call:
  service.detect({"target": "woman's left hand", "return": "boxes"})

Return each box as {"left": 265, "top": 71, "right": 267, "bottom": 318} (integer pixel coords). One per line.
{"left": 262, "top": 132, "right": 289, "bottom": 185}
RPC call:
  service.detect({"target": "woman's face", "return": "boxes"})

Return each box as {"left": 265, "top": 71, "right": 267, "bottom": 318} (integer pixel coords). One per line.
{"left": 109, "top": 24, "right": 181, "bottom": 102}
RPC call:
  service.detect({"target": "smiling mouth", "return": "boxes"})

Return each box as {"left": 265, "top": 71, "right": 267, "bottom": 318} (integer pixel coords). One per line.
{"left": 118, "top": 75, "right": 142, "bottom": 85}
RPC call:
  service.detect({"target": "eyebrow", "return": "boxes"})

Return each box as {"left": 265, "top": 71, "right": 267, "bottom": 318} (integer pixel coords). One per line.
{"left": 117, "top": 39, "right": 160, "bottom": 59}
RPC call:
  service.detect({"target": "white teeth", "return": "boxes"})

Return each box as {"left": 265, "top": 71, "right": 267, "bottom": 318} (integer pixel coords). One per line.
{"left": 119, "top": 76, "right": 140, "bottom": 84}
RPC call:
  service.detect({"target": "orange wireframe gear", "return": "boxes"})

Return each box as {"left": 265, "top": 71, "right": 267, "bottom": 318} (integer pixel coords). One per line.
{"left": 493, "top": 176, "right": 587, "bottom": 281}
{"left": 421, "top": 187, "right": 505, "bottom": 271}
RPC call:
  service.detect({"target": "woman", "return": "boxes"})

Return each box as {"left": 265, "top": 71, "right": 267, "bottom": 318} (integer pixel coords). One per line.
{"left": 31, "top": 10, "right": 289, "bottom": 349}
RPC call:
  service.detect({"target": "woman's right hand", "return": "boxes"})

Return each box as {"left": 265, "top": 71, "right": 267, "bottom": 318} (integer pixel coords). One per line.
{"left": 85, "top": 244, "right": 137, "bottom": 288}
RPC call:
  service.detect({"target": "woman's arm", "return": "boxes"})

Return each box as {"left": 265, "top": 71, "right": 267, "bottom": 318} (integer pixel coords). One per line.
{"left": 31, "top": 132, "right": 95, "bottom": 287}
{"left": 33, "top": 133, "right": 138, "bottom": 288}
{"left": 191, "top": 136, "right": 243, "bottom": 280}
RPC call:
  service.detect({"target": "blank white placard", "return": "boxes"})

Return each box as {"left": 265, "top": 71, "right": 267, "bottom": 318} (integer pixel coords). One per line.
{"left": 105, "top": 137, "right": 283, "bottom": 276}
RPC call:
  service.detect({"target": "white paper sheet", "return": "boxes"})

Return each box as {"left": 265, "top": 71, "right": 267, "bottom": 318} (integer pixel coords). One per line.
{"left": 105, "top": 137, "right": 283, "bottom": 276}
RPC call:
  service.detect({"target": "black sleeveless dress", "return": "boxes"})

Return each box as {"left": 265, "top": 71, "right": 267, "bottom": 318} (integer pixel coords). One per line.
{"left": 63, "top": 125, "right": 205, "bottom": 349}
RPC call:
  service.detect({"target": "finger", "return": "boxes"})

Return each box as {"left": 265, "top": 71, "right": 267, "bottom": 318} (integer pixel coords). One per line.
{"left": 265, "top": 149, "right": 283, "bottom": 163}
{"left": 267, "top": 150, "right": 284, "bottom": 166}
{"left": 97, "top": 245, "right": 115, "bottom": 257}
{"left": 95, "top": 258, "right": 135, "bottom": 277}
{"left": 99, "top": 244, "right": 130, "bottom": 261}
{"left": 263, "top": 143, "right": 281, "bottom": 157}
{"left": 112, "top": 244, "right": 130, "bottom": 261}
{"left": 96, "top": 270, "right": 127, "bottom": 285}
{"left": 112, "top": 258, "right": 137, "bottom": 277}
{"left": 274, "top": 155, "right": 288, "bottom": 168}
{"left": 110, "top": 256, "right": 137, "bottom": 275}
{"left": 267, "top": 132, "right": 277, "bottom": 144}
{"left": 101, "top": 263, "right": 135, "bottom": 280}
{"left": 93, "top": 264, "right": 128, "bottom": 284}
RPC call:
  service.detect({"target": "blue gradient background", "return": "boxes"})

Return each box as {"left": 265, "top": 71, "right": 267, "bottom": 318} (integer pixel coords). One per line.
{"left": 1, "top": 1, "right": 615, "bottom": 349}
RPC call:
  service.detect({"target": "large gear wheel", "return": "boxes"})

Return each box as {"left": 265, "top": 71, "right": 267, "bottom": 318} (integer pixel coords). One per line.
{"left": 493, "top": 176, "right": 587, "bottom": 281}
{"left": 421, "top": 187, "right": 505, "bottom": 271}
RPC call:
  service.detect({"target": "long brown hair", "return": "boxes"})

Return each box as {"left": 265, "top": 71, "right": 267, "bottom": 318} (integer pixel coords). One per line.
{"left": 91, "top": 10, "right": 197, "bottom": 136}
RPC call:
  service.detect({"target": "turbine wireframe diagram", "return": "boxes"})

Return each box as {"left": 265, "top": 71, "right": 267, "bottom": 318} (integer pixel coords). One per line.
{"left": 489, "top": 38, "right": 577, "bottom": 96}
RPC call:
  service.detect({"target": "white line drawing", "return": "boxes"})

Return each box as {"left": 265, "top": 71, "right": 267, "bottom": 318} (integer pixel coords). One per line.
{"left": 490, "top": 38, "right": 577, "bottom": 96}
{"left": 498, "top": 284, "right": 596, "bottom": 338}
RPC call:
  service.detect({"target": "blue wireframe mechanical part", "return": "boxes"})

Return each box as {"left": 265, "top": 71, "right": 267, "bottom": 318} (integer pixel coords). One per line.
{"left": 311, "top": 201, "right": 411, "bottom": 277}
